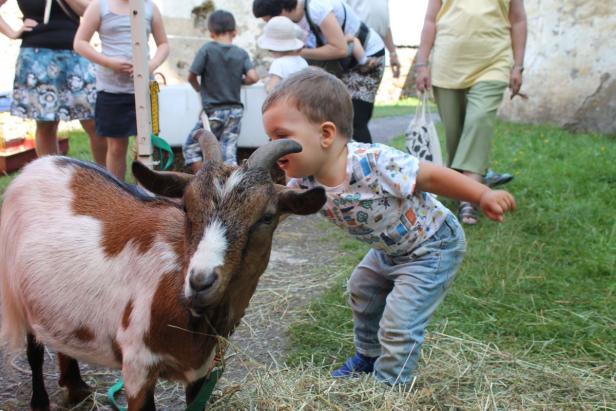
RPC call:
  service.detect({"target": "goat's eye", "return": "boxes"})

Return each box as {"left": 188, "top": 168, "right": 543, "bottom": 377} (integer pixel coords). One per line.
{"left": 260, "top": 213, "right": 275, "bottom": 225}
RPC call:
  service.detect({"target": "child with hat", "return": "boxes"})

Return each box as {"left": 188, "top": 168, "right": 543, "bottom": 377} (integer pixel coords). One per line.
{"left": 258, "top": 16, "right": 309, "bottom": 93}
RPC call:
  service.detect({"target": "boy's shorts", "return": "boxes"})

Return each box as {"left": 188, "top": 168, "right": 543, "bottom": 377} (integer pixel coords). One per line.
{"left": 182, "top": 107, "right": 243, "bottom": 166}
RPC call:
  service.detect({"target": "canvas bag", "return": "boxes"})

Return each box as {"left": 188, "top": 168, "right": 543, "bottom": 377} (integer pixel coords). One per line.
{"left": 405, "top": 92, "right": 443, "bottom": 165}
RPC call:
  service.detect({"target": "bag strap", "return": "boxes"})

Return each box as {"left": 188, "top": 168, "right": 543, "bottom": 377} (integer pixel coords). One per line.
{"left": 415, "top": 92, "right": 429, "bottom": 123}
{"left": 55, "top": 0, "right": 81, "bottom": 21}
{"left": 304, "top": 0, "right": 347, "bottom": 48}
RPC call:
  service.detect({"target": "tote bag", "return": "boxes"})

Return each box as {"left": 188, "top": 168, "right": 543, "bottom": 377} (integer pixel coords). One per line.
{"left": 405, "top": 92, "right": 443, "bottom": 165}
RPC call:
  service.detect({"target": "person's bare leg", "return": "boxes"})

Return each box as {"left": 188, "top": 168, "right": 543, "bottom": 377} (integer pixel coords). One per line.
{"left": 35, "top": 121, "right": 60, "bottom": 156}
{"left": 80, "top": 119, "right": 107, "bottom": 166}
{"left": 106, "top": 137, "right": 129, "bottom": 181}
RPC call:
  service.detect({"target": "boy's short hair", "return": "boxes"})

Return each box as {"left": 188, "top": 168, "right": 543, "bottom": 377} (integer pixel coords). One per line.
{"left": 262, "top": 67, "right": 354, "bottom": 140}
{"left": 253, "top": 0, "right": 298, "bottom": 19}
{"left": 208, "top": 10, "right": 236, "bottom": 35}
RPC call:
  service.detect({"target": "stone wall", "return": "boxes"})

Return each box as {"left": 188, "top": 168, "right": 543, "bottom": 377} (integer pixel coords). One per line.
{"left": 498, "top": 1, "right": 616, "bottom": 135}
{"left": 154, "top": 0, "right": 269, "bottom": 84}
{"left": 1, "top": 0, "right": 614, "bottom": 135}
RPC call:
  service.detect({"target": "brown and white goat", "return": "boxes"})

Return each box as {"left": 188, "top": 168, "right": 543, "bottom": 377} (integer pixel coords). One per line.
{"left": 0, "top": 131, "right": 325, "bottom": 410}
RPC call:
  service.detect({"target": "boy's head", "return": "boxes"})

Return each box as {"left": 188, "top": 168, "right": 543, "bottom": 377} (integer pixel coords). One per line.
{"left": 262, "top": 67, "right": 353, "bottom": 179}
{"left": 208, "top": 10, "right": 236, "bottom": 36}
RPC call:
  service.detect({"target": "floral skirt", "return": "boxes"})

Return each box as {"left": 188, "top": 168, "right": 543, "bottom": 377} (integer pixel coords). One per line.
{"left": 10, "top": 47, "right": 96, "bottom": 122}
{"left": 340, "top": 55, "right": 385, "bottom": 104}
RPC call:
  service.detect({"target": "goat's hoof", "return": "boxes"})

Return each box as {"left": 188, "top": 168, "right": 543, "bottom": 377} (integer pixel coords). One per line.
{"left": 30, "top": 403, "right": 50, "bottom": 411}
{"left": 61, "top": 381, "right": 92, "bottom": 405}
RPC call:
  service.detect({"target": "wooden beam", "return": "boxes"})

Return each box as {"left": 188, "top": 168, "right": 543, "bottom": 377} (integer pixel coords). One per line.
{"left": 129, "top": 0, "right": 153, "bottom": 167}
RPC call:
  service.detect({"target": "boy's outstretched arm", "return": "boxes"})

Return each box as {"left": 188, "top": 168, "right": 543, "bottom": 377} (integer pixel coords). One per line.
{"left": 416, "top": 162, "right": 516, "bottom": 222}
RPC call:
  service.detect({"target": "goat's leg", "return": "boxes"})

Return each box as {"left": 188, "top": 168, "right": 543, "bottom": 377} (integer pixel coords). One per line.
{"left": 185, "top": 376, "right": 206, "bottom": 406}
{"left": 57, "top": 352, "right": 92, "bottom": 404}
{"left": 26, "top": 333, "right": 49, "bottom": 411}
{"left": 126, "top": 384, "right": 156, "bottom": 411}
{"left": 122, "top": 363, "right": 157, "bottom": 411}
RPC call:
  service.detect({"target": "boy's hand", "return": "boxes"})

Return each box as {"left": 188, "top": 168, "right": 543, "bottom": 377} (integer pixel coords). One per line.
{"left": 478, "top": 190, "right": 516, "bottom": 222}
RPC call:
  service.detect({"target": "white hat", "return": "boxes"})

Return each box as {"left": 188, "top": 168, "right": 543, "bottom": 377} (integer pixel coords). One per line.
{"left": 258, "top": 16, "right": 305, "bottom": 52}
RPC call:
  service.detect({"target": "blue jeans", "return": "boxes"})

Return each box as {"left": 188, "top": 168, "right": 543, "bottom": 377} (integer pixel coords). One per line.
{"left": 182, "top": 107, "right": 243, "bottom": 166}
{"left": 348, "top": 213, "right": 466, "bottom": 385}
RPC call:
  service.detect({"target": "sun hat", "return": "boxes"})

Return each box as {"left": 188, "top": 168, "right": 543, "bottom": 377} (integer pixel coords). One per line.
{"left": 257, "top": 16, "right": 305, "bottom": 52}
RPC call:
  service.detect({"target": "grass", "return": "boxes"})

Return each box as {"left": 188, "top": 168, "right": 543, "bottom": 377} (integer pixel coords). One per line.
{"left": 1, "top": 117, "right": 615, "bottom": 409}
{"left": 287, "top": 121, "right": 616, "bottom": 371}
{"left": 278, "top": 121, "right": 616, "bottom": 410}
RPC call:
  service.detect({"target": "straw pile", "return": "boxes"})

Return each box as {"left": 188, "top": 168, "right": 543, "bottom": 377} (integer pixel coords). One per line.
{"left": 205, "top": 331, "right": 615, "bottom": 410}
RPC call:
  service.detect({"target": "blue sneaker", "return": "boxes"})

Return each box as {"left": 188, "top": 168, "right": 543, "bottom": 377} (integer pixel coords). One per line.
{"left": 331, "top": 352, "right": 377, "bottom": 378}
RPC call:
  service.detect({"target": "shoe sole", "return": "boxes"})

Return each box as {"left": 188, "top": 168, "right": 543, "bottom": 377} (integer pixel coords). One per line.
{"left": 484, "top": 175, "right": 514, "bottom": 188}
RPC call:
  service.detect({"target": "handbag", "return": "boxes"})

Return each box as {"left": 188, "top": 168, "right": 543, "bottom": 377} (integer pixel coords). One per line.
{"left": 405, "top": 92, "right": 443, "bottom": 165}
{"left": 304, "top": 0, "right": 368, "bottom": 78}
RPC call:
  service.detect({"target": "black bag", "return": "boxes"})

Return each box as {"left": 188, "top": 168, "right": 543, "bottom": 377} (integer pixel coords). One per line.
{"left": 304, "top": 0, "right": 369, "bottom": 78}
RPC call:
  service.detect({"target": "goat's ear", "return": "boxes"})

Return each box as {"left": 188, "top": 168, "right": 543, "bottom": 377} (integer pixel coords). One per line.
{"left": 132, "top": 162, "right": 192, "bottom": 198}
{"left": 277, "top": 186, "right": 326, "bottom": 215}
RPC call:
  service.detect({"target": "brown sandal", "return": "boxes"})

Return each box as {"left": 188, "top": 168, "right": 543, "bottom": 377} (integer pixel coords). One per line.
{"left": 458, "top": 201, "right": 479, "bottom": 225}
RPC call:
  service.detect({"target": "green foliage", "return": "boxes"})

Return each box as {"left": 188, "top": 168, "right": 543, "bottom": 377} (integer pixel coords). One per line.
{"left": 288, "top": 121, "right": 616, "bottom": 377}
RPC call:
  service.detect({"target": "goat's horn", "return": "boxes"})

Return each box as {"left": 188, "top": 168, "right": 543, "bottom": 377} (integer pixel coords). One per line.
{"left": 247, "top": 139, "right": 302, "bottom": 171}
{"left": 193, "top": 129, "right": 223, "bottom": 164}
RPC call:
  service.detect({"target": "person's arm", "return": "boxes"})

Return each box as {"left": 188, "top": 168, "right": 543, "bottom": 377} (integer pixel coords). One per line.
{"left": 416, "top": 162, "right": 516, "bottom": 222}
{"left": 243, "top": 68, "right": 259, "bottom": 85}
{"left": 509, "top": 0, "right": 527, "bottom": 97}
{"left": 147, "top": 4, "right": 169, "bottom": 73}
{"left": 0, "top": 0, "right": 37, "bottom": 39}
{"left": 415, "top": 0, "right": 442, "bottom": 92}
{"left": 0, "top": 16, "right": 37, "bottom": 39}
{"left": 187, "top": 72, "right": 200, "bottom": 93}
{"left": 265, "top": 74, "right": 281, "bottom": 93}
{"left": 73, "top": 0, "right": 132, "bottom": 74}
{"left": 62, "top": 0, "right": 90, "bottom": 16}
{"left": 383, "top": 27, "right": 400, "bottom": 78}
{"left": 300, "top": 12, "right": 348, "bottom": 61}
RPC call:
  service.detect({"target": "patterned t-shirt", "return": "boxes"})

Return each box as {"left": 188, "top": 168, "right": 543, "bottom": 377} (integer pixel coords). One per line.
{"left": 288, "top": 142, "right": 452, "bottom": 256}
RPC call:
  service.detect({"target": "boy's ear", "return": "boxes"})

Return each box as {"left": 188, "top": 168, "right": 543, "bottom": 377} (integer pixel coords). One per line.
{"left": 320, "top": 121, "right": 337, "bottom": 149}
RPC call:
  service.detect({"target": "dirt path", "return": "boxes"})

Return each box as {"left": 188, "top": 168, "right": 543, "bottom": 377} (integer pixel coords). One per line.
{"left": 0, "top": 214, "right": 346, "bottom": 410}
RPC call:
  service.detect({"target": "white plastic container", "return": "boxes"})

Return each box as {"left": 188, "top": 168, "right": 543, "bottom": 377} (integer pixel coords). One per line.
{"left": 158, "top": 83, "right": 269, "bottom": 148}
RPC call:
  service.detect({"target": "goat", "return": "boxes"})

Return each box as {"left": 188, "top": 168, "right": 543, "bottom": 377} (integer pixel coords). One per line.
{"left": 0, "top": 130, "right": 326, "bottom": 410}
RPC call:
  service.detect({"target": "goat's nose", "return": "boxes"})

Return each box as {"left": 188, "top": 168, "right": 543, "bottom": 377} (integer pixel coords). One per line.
{"left": 189, "top": 269, "right": 219, "bottom": 292}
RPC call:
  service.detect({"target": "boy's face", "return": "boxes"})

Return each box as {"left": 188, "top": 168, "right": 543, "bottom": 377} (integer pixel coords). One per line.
{"left": 263, "top": 100, "right": 328, "bottom": 179}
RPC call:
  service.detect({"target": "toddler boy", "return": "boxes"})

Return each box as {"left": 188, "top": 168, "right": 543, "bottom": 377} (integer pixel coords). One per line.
{"left": 261, "top": 67, "right": 516, "bottom": 385}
